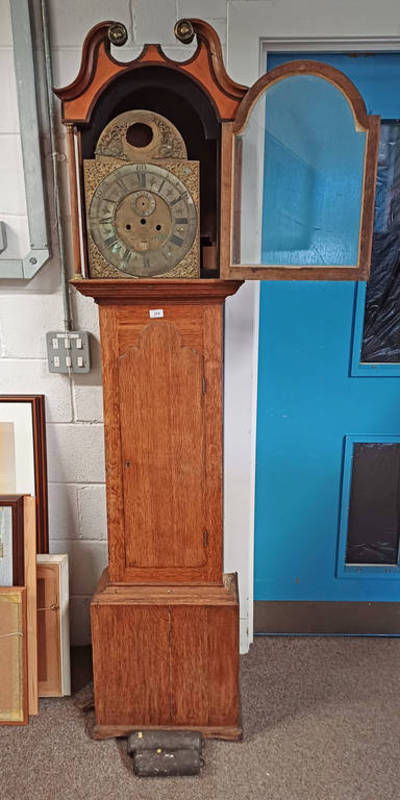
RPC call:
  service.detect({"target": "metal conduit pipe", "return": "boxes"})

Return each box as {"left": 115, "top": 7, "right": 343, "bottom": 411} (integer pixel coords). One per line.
{"left": 40, "top": 0, "right": 73, "bottom": 331}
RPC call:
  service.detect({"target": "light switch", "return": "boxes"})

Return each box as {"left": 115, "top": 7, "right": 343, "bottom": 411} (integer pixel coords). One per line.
{"left": 47, "top": 331, "right": 91, "bottom": 374}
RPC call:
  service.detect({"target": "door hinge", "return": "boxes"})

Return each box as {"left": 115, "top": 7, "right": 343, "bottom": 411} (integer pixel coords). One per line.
{"left": 202, "top": 377, "right": 206, "bottom": 394}
{"left": 203, "top": 529, "right": 208, "bottom": 547}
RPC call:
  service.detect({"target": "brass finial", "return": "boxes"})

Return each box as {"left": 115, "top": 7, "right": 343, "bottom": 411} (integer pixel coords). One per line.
{"left": 108, "top": 22, "right": 128, "bottom": 47}
{"left": 174, "top": 19, "right": 195, "bottom": 44}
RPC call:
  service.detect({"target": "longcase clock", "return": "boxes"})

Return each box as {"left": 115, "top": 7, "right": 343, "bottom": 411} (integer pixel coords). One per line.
{"left": 55, "top": 18, "right": 379, "bottom": 739}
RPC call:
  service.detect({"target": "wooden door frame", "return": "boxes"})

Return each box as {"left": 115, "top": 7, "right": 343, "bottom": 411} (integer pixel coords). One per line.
{"left": 226, "top": 0, "right": 400, "bottom": 649}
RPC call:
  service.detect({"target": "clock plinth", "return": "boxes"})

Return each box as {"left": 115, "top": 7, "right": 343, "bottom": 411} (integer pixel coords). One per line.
{"left": 72, "top": 278, "right": 243, "bottom": 735}
{"left": 91, "top": 569, "right": 241, "bottom": 740}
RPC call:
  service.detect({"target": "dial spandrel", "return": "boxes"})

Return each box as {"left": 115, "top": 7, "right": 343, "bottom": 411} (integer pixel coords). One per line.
{"left": 89, "top": 163, "right": 197, "bottom": 277}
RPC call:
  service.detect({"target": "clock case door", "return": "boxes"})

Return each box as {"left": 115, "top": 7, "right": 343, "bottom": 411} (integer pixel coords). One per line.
{"left": 100, "top": 298, "right": 224, "bottom": 584}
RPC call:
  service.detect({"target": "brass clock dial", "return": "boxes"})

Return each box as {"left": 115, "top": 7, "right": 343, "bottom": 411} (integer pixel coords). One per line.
{"left": 88, "top": 163, "right": 198, "bottom": 278}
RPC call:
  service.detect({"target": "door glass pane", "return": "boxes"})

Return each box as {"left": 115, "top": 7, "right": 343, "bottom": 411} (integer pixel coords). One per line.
{"left": 361, "top": 121, "right": 400, "bottom": 362}
{"left": 346, "top": 443, "right": 400, "bottom": 565}
{"left": 234, "top": 74, "right": 366, "bottom": 267}
{"left": 265, "top": 52, "right": 400, "bottom": 363}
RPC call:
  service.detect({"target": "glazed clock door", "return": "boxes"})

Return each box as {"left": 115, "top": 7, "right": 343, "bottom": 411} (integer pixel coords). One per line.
{"left": 254, "top": 51, "right": 400, "bottom": 634}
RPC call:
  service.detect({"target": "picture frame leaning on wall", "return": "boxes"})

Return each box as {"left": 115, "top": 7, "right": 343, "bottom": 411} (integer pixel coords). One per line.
{"left": 0, "top": 495, "right": 25, "bottom": 587}
{"left": 0, "top": 396, "right": 48, "bottom": 553}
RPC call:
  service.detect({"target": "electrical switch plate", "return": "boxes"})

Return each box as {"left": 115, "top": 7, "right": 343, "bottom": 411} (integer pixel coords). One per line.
{"left": 46, "top": 331, "right": 91, "bottom": 374}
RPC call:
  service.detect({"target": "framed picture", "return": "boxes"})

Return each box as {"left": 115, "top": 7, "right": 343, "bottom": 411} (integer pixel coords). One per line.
{"left": 0, "top": 396, "right": 48, "bottom": 553}
{"left": 37, "top": 554, "right": 70, "bottom": 697}
{"left": 0, "top": 586, "right": 28, "bottom": 725}
{"left": 0, "top": 495, "right": 25, "bottom": 586}
{"left": 24, "top": 496, "right": 38, "bottom": 716}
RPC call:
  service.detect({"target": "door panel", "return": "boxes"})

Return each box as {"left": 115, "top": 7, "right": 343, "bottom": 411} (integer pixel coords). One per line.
{"left": 255, "top": 52, "right": 400, "bottom": 622}
{"left": 119, "top": 320, "right": 206, "bottom": 570}
{"left": 102, "top": 301, "right": 224, "bottom": 584}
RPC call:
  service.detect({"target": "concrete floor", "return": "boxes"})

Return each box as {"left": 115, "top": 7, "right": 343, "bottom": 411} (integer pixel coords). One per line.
{"left": 1, "top": 637, "right": 400, "bottom": 800}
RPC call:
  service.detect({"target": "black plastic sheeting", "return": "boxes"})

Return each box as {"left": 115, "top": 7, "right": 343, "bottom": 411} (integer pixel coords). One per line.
{"left": 346, "top": 443, "right": 400, "bottom": 565}
{"left": 361, "top": 122, "right": 400, "bottom": 363}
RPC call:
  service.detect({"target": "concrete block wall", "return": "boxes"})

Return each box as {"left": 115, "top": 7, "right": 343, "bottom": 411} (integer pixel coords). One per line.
{"left": 0, "top": 0, "right": 238, "bottom": 645}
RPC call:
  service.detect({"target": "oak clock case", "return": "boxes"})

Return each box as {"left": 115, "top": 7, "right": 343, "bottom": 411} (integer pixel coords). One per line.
{"left": 84, "top": 110, "right": 200, "bottom": 279}
{"left": 54, "top": 18, "right": 246, "bottom": 741}
{"left": 54, "top": 17, "right": 379, "bottom": 742}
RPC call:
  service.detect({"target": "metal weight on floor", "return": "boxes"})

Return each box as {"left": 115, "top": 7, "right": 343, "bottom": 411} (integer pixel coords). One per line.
{"left": 127, "top": 731, "right": 204, "bottom": 777}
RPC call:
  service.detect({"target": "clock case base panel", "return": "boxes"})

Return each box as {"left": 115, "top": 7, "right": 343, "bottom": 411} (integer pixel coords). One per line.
{"left": 91, "top": 570, "right": 241, "bottom": 740}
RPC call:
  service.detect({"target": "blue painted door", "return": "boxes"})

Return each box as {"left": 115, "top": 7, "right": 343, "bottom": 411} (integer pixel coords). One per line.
{"left": 254, "top": 53, "right": 400, "bottom": 612}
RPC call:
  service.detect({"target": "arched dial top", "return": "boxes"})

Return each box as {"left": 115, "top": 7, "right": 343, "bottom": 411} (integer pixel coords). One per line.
{"left": 88, "top": 163, "right": 198, "bottom": 277}
{"left": 96, "top": 109, "right": 188, "bottom": 163}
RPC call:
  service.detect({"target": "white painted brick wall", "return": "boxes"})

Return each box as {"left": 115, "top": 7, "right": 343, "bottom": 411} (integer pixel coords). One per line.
{"left": 0, "top": 0, "right": 230, "bottom": 645}
{"left": 0, "top": 0, "right": 391, "bottom": 654}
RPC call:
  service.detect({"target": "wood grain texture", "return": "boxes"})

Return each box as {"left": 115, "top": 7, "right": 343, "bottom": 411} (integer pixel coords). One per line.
{"left": 98, "top": 294, "right": 237, "bottom": 584}
{"left": 203, "top": 306, "right": 223, "bottom": 564}
{"left": 23, "top": 496, "right": 38, "bottom": 716}
{"left": 170, "top": 605, "right": 239, "bottom": 728}
{"left": 207, "top": 605, "right": 240, "bottom": 725}
{"left": 94, "top": 723, "right": 242, "bottom": 741}
{"left": 181, "top": 19, "right": 247, "bottom": 100}
{"left": 170, "top": 606, "right": 209, "bottom": 725}
{"left": 232, "top": 136, "right": 243, "bottom": 265}
{"left": 54, "top": 20, "right": 247, "bottom": 124}
{"left": 91, "top": 572, "right": 240, "bottom": 735}
{"left": 219, "top": 123, "right": 235, "bottom": 280}
{"left": 37, "top": 562, "right": 62, "bottom": 697}
{"left": 358, "top": 114, "right": 380, "bottom": 279}
{"left": 0, "top": 587, "right": 28, "bottom": 725}
{"left": 74, "top": 276, "right": 243, "bottom": 733}
{"left": 71, "top": 279, "right": 243, "bottom": 304}
{"left": 91, "top": 603, "right": 171, "bottom": 727}
{"left": 94, "top": 569, "right": 238, "bottom": 605}
{"left": 119, "top": 322, "right": 206, "bottom": 571}
{"left": 118, "top": 305, "right": 204, "bottom": 351}
{"left": 98, "top": 307, "right": 125, "bottom": 582}
{"left": 134, "top": 44, "right": 243, "bottom": 121}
